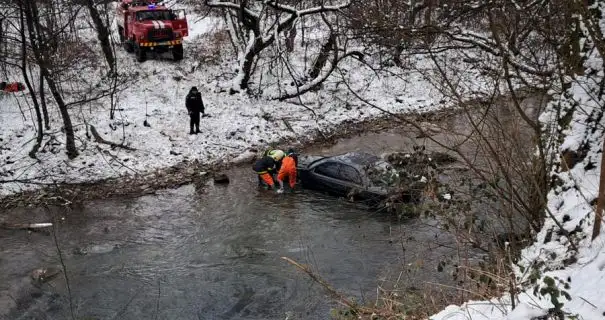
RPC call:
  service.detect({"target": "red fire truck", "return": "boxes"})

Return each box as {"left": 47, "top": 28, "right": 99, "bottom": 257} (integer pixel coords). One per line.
{"left": 116, "top": 0, "right": 188, "bottom": 62}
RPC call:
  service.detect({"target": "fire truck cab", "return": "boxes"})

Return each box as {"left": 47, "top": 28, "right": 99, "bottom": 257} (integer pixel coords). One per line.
{"left": 116, "top": 0, "right": 188, "bottom": 62}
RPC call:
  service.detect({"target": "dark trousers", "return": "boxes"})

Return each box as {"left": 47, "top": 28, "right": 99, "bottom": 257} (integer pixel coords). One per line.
{"left": 189, "top": 113, "right": 200, "bottom": 133}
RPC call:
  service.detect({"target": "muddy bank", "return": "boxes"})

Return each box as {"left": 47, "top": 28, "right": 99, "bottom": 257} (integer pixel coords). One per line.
{"left": 0, "top": 108, "right": 461, "bottom": 210}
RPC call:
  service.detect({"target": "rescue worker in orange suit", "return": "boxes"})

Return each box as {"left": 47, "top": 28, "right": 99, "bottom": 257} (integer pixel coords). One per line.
{"left": 277, "top": 149, "right": 298, "bottom": 193}
{"left": 253, "top": 155, "right": 277, "bottom": 190}
{"left": 253, "top": 149, "right": 285, "bottom": 190}
{"left": 185, "top": 86, "right": 205, "bottom": 134}
{"left": 265, "top": 149, "right": 285, "bottom": 172}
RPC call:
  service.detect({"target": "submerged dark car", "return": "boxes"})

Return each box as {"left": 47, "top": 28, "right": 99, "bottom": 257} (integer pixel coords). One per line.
{"left": 297, "top": 152, "right": 411, "bottom": 206}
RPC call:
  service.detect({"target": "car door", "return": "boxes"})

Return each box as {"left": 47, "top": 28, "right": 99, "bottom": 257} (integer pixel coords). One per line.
{"left": 311, "top": 161, "right": 347, "bottom": 196}
{"left": 336, "top": 164, "right": 365, "bottom": 197}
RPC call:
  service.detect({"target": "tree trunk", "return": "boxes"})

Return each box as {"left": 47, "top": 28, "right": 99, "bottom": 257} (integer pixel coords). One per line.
{"left": 86, "top": 0, "right": 115, "bottom": 73}
{"left": 23, "top": 0, "right": 78, "bottom": 159}
{"left": 46, "top": 74, "right": 78, "bottom": 158}
{"left": 239, "top": 46, "right": 257, "bottom": 91}
{"left": 423, "top": 0, "right": 436, "bottom": 44}
{"left": 237, "top": 36, "right": 269, "bottom": 91}
{"left": 224, "top": 10, "right": 241, "bottom": 55}
{"left": 393, "top": 44, "right": 404, "bottom": 67}
{"left": 308, "top": 32, "right": 335, "bottom": 80}
{"left": 561, "top": 2, "right": 584, "bottom": 76}
{"left": 285, "top": 25, "right": 296, "bottom": 52}
{"left": 0, "top": 17, "right": 4, "bottom": 51}
{"left": 592, "top": 138, "right": 605, "bottom": 240}
{"left": 17, "top": 6, "right": 44, "bottom": 159}
{"left": 39, "top": 71, "right": 50, "bottom": 130}
{"left": 27, "top": 76, "right": 44, "bottom": 159}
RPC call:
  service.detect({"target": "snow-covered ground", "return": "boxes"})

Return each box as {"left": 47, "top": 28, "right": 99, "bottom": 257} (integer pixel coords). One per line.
{"left": 431, "top": 44, "right": 605, "bottom": 320}
{"left": 0, "top": 9, "right": 470, "bottom": 196}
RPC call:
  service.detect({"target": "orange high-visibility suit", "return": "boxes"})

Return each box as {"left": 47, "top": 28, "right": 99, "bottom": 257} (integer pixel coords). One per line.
{"left": 277, "top": 155, "right": 297, "bottom": 188}
{"left": 253, "top": 156, "right": 277, "bottom": 188}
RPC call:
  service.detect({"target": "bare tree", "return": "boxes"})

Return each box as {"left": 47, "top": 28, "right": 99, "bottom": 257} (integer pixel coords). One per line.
{"left": 205, "top": 0, "right": 351, "bottom": 92}
{"left": 594, "top": 138, "right": 605, "bottom": 240}
{"left": 20, "top": 0, "right": 79, "bottom": 158}
{"left": 17, "top": 6, "right": 45, "bottom": 158}
{"left": 85, "top": 0, "right": 115, "bottom": 75}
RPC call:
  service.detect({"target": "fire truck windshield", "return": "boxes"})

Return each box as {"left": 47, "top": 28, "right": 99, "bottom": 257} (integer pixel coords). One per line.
{"left": 136, "top": 10, "right": 174, "bottom": 21}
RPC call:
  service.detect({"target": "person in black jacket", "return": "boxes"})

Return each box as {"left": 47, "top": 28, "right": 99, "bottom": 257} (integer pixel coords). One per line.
{"left": 185, "top": 86, "right": 205, "bottom": 134}
{"left": 253, "top": 155, "right": 277, "bottom": 189}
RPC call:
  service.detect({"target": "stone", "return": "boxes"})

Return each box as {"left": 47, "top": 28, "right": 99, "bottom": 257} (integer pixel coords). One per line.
{"left": 31, "top": 267, "right": 61, "bottom": 283}
{"left": 213, "top": 173, "right": 230, "bottom": 184}
{"left": 232, "top": 150, "right": 257, "bottom": 164}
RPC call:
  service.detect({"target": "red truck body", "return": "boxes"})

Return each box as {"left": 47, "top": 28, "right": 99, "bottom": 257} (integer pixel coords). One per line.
{"left": 116, "top": 0, "right": 188, "bottom": 62}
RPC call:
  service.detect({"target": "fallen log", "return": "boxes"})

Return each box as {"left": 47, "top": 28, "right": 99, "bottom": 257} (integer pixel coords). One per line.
{"left": 90, "top": 125, "right": 136, "bottom": 151}
{"left": 1, "top": 222, "right": 53, "bottom": 230}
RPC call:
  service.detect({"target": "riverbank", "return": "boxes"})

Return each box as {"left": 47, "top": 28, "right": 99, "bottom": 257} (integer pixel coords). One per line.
{"left": 1, "top": 6, "right": 496, "bottom": 204}
{"left": 1, "top": 107, "right": 463, "bottom": 210}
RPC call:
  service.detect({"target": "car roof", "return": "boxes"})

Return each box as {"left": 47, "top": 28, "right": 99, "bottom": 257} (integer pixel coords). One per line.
{"left": 329, "top": 152, "right": 382, "bottom": 169}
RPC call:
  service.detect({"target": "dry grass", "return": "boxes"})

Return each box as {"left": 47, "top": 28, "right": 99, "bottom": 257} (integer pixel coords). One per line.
{"left": 283, "top": 242, "right": 517, "bottom": 320}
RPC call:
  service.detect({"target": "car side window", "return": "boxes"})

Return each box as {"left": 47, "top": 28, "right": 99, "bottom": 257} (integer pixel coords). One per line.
{"left": 338, "top": 164, "right": 362, "bottom": 184}
{"left": 314, "top": 162, "right": 340, "bottom": 179}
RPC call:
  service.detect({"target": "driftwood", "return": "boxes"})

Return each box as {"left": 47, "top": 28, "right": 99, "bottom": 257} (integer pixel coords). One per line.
{"left": 1, "top": 222, "right": 52, "bottom": 230}
{"left": 89, "top": 125, "right": 136, "bottom": 151}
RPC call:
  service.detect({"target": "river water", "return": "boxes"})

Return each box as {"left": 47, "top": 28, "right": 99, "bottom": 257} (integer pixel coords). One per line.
{"left": 2, "top": 173, "right": 456, "bottom": 320}
{"left": 1, "top": 145, "right": 459, "bottom": 320}
{"left": 0, "top": 94, "right": 544, "bottom": 320}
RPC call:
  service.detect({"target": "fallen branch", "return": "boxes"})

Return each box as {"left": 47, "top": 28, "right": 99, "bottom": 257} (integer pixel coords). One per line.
{"left": 1, "top": 222, "right": 52, "bottom": 230}
{"left": 281, "top": 256, "right": 393, "bottom": 318}
{"left": 89, "top": 124, "right": 136, "bottom": 151}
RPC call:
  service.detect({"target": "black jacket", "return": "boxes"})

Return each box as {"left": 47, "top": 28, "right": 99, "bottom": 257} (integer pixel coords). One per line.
{"left": 186, "top": 90, "right": 205, "bottom": 114}
{"left": 253, "top": 156, "right": 276, "bottom": 173}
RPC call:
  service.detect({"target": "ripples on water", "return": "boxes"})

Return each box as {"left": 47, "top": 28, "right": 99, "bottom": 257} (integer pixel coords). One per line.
{"left": 1, "top": 133, "right": 469, "bottom": 319}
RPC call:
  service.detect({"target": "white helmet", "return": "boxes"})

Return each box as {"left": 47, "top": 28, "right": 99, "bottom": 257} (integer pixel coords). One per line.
{"left": 269, "top": 150, "right": 285, "bottom": 161}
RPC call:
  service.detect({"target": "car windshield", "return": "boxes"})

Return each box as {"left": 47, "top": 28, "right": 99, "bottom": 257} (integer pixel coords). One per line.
{"left": 136, "top": 10, "right": 173, "bottom": 21}
{"left": 365, "top": 160, "right": 399, "bottom": 188}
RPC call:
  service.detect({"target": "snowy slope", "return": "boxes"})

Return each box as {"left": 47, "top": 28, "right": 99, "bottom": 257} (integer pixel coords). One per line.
{"left": 0, "top": 10, "right": 460, "bottom": 196}
{"left": 431, "top": 35, "right": 605, "bottom": 320}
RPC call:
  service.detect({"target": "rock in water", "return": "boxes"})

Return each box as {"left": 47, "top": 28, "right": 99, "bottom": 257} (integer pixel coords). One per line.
{"left": 232, "top": 150, "right": 257, "bottom": 164}
{"left": 31, "top": 267, "right": 61, "bottom": 284}
{"left": 213, "top": 173, "right": 230, "bottom": 184}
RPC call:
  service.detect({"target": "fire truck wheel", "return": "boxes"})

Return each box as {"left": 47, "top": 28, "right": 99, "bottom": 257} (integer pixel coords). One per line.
{"left": 172, "top": 44, "right": 183, "bottom": 61}
{"left": 124, "top": 40, "right": 134, "bottom": 53}
{"left": 135, "top": 45, "right": 147, "bottom": 62}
